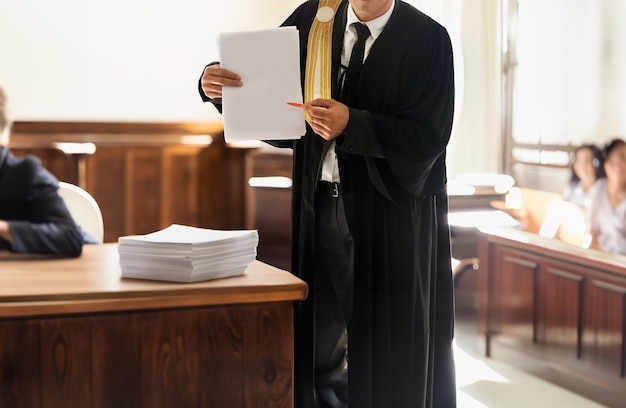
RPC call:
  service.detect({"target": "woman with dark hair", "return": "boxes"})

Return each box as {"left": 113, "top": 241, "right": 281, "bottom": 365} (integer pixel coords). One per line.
{"left": 563, "top": 144, "right": 604, "bottom": 208}
{"left": 587, "top": 138, "right": 626, "bottom": 255}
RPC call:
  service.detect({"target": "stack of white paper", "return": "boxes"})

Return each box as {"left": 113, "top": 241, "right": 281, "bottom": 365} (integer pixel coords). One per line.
{"left": 118, "top": 224, "right": 259, "bottom": 283}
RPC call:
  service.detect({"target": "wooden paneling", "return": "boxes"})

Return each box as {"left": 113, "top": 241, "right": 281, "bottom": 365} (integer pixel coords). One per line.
{"left": 478, "top": 228, "right": 626, "bottom": 407}
{"left": 9, "top": 121, "right": 257, "bottom": 243}
{"left": 9, "top": 121, "right": 297, "bottom": 269}
{"left": 11, "top": 121, "right": 224, "bottom": 137}
{"left": 85, "top": 147, "right": 127, "bottom": 240}
{"left": 141, "top": 310, "right": 201, "bottom": 407}
{"left": 538, "top": 267, "right": 583, "bottom": 356}
{"left": 199, "top": 307, "right": 245, "bottom": 406}
{"left": 125, "top": 148, "right": 162, "bottom": 234}
{"left": 40, "top": 318, "right": 92, "bottom": 407}
{"left": 585, "top": 280, "right": 626, "bottom": 376}
{"left": 0, "top": 321, "right": 41, "bottom": 408}
{"left": 243, "top": 303, "right": 294, "bottom": 407}
{"left": 248, "top": 151, "right": 293, "bottom": 271}
{"left": 199, "top": 145, "right": 253, "bottom": 231}
{"left": 494, "top": 251, "right": 537, "bottom": 341}
{"left": 0, "top": 304, "right": 295, "bottom": 408}
{"left": 162, "top": 146, "right": 202, "bottom": 226}
{"left": 91, "top": 314, "right": 142, "bottom": 408}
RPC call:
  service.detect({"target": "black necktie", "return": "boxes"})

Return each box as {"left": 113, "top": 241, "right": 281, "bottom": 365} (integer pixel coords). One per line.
{"left": 340, "top": 22, "right": 370, "bottom": 104}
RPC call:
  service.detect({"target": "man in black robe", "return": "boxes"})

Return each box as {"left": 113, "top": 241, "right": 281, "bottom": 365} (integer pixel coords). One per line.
{"left": 199, "top": 1, "right": 456, "bottom": 406}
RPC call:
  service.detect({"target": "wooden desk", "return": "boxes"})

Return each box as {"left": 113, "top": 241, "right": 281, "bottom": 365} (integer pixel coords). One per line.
{"left": 0, "top": 244, "right": 307, "bottom": 408}
{"left": 478, "top": 227, "right": 626, "bottom": 407}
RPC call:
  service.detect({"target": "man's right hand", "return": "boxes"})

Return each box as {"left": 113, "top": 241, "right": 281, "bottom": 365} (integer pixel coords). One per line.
{"left": 200, "top": 64, "right": 243, "bottom": 99}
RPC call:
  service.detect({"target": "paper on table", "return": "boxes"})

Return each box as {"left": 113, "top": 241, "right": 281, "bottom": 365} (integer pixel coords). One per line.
{"left": 118, "top": 224, "right": 259, "bottom": 283}
{"left": 218, "top": 26, "right": 305, "bottom": 143}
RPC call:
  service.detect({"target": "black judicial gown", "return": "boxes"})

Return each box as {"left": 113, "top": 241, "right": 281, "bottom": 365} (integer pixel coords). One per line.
{"left": 282, "top": 1, "right": 456, "bottom": 407}
{"left": 201, "top": 1, "right": 456, "bottom": 406}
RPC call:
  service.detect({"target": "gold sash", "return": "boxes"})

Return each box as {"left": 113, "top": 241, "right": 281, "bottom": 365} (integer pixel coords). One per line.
{"left": 304, "top": 0, "right": 343, "bottom": 105}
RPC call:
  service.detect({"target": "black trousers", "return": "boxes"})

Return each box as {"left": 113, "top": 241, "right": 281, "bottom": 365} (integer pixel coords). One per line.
{"left": 313, "top": 181, "right": 354, "bottom": 408}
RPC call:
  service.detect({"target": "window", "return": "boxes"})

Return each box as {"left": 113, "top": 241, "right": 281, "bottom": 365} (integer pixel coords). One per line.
{"left": 502, "top": 0, "right": 626, "bottom": 189}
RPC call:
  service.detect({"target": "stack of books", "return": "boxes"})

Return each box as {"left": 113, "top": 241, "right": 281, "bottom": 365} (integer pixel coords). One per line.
{"left": 118, "top": 224, "right": 259, "bottom": 282}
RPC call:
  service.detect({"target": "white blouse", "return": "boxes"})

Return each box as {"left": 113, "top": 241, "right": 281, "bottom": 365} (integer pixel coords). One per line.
{"left": 563, "top": 180, "right": 591, "bottom": 208}
{"left": 587, "top": 179, "right": 626, "bottom": 255}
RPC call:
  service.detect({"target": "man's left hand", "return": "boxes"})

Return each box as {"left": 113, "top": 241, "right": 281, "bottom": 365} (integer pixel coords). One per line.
{"left": 304, "top": 99, "right": 349, "bottom": 140}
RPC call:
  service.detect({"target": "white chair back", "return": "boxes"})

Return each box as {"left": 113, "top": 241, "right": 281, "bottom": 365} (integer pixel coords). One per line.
{"left": 57, "top": 182, "right": 104, "bottom": 243}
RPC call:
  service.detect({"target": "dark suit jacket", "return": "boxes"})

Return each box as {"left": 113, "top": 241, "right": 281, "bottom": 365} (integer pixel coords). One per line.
{"left": 0, "top": 146, "right": 83, "bottom": 256}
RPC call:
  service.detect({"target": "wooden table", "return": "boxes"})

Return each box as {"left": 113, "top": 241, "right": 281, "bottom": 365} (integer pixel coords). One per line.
{"left": 0, "top": 244, "right": 307, "bottom": 408}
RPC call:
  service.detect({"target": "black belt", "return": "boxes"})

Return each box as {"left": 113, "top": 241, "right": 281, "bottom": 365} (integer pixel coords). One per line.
{"left": 318, "top": 181, "right": 342, "bottom": 197}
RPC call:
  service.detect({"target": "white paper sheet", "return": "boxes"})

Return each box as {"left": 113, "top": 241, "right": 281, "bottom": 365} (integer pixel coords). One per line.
{"left": 218, "top": 26, "right": 305, "bottom": 143}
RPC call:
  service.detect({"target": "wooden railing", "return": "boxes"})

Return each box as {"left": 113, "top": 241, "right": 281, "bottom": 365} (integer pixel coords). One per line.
{"left": 478, "top": 227, "right": 626, "bottom": 408}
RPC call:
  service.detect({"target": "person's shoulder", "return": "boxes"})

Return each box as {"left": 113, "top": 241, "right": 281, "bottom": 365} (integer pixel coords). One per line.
{"left": 282, "top": 0, "right": 320, "bottom": 26}
{"left": 589, "top": 178, "right": 607, "bottom": 198}
{"left": 385, "top": 1, "right": 451, "bottom": 53}
{"left": 3, "top": 149, "right": 34, "bottom": 171}
{"left": 6, "top": 151, "right": 43, "bottom": 177}
{"left": 396, "top": 1, "right": 446, "bottom": 31}
{"left": 5, "top": 151, "right": 58, "bottom": 190}
{"left": 391, "top": 2, "right": 450, "bottom": 47}
{"left": 385, "top": 3, "right": 451, "bottom": 65}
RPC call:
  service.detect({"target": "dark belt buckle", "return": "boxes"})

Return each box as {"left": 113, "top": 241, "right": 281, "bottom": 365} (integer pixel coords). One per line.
{"left": 332, "top": 183, "right": 339, "bottom": 198}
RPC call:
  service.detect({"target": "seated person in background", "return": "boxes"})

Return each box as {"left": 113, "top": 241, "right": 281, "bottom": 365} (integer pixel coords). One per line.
{"left": 587, "top": 138, "right": 626, "bottom": 255}
{"left": 563, "top": 144, "right": 604, "bottom": 208}
{"left": 0, "top": 87, "right": 84, "bottom": 257}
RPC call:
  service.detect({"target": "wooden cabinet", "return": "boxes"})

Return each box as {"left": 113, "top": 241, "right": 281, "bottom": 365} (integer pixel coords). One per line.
{"left": 0, "top": 303, "right": 294, "bottom": 408}
{"left": 478, "top": 228, "right": 626, "bottom": 407}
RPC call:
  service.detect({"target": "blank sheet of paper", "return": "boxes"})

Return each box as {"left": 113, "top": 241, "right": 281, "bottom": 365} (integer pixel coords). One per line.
{"left": 218, "top": 26, "right": 305, "bottom": 143}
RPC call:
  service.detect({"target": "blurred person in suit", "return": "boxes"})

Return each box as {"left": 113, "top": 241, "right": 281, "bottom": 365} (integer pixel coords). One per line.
{"left": 0, "top": 86, "right": 86, "bottom": 256}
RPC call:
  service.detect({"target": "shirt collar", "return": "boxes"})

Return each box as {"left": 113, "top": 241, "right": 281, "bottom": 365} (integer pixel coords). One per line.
{"left": 346, "top": 0, "right": 395, "bottom": 40}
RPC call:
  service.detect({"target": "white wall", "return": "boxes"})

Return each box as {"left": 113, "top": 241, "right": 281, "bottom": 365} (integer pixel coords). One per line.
{"left": 512, "top": 0, "right": 626, "bottom": 146}
{"left": 0, "top": 0, "right": 301, "bottom": 122}
{"left": 1, "top": 0, "right": 489, "bottom": 178}
{"left": 601, "top": 0, "right": 626, "bottom": 141}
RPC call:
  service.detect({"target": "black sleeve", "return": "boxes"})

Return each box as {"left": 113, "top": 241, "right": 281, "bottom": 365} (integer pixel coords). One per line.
{"left": 198, "top": 61, "right": 223, "bottom": 113}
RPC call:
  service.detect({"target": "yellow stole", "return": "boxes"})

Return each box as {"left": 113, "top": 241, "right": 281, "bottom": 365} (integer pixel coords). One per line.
{"left": 304, "top": 0, "right": 343, "bottom": 105}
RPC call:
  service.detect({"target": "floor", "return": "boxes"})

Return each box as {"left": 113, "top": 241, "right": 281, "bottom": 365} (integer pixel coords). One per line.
{"left": 453, "top": 279, "right": 607, "bottom": 408}
{"left": 453, "top": 329, "right": 606, "bottom": 407}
